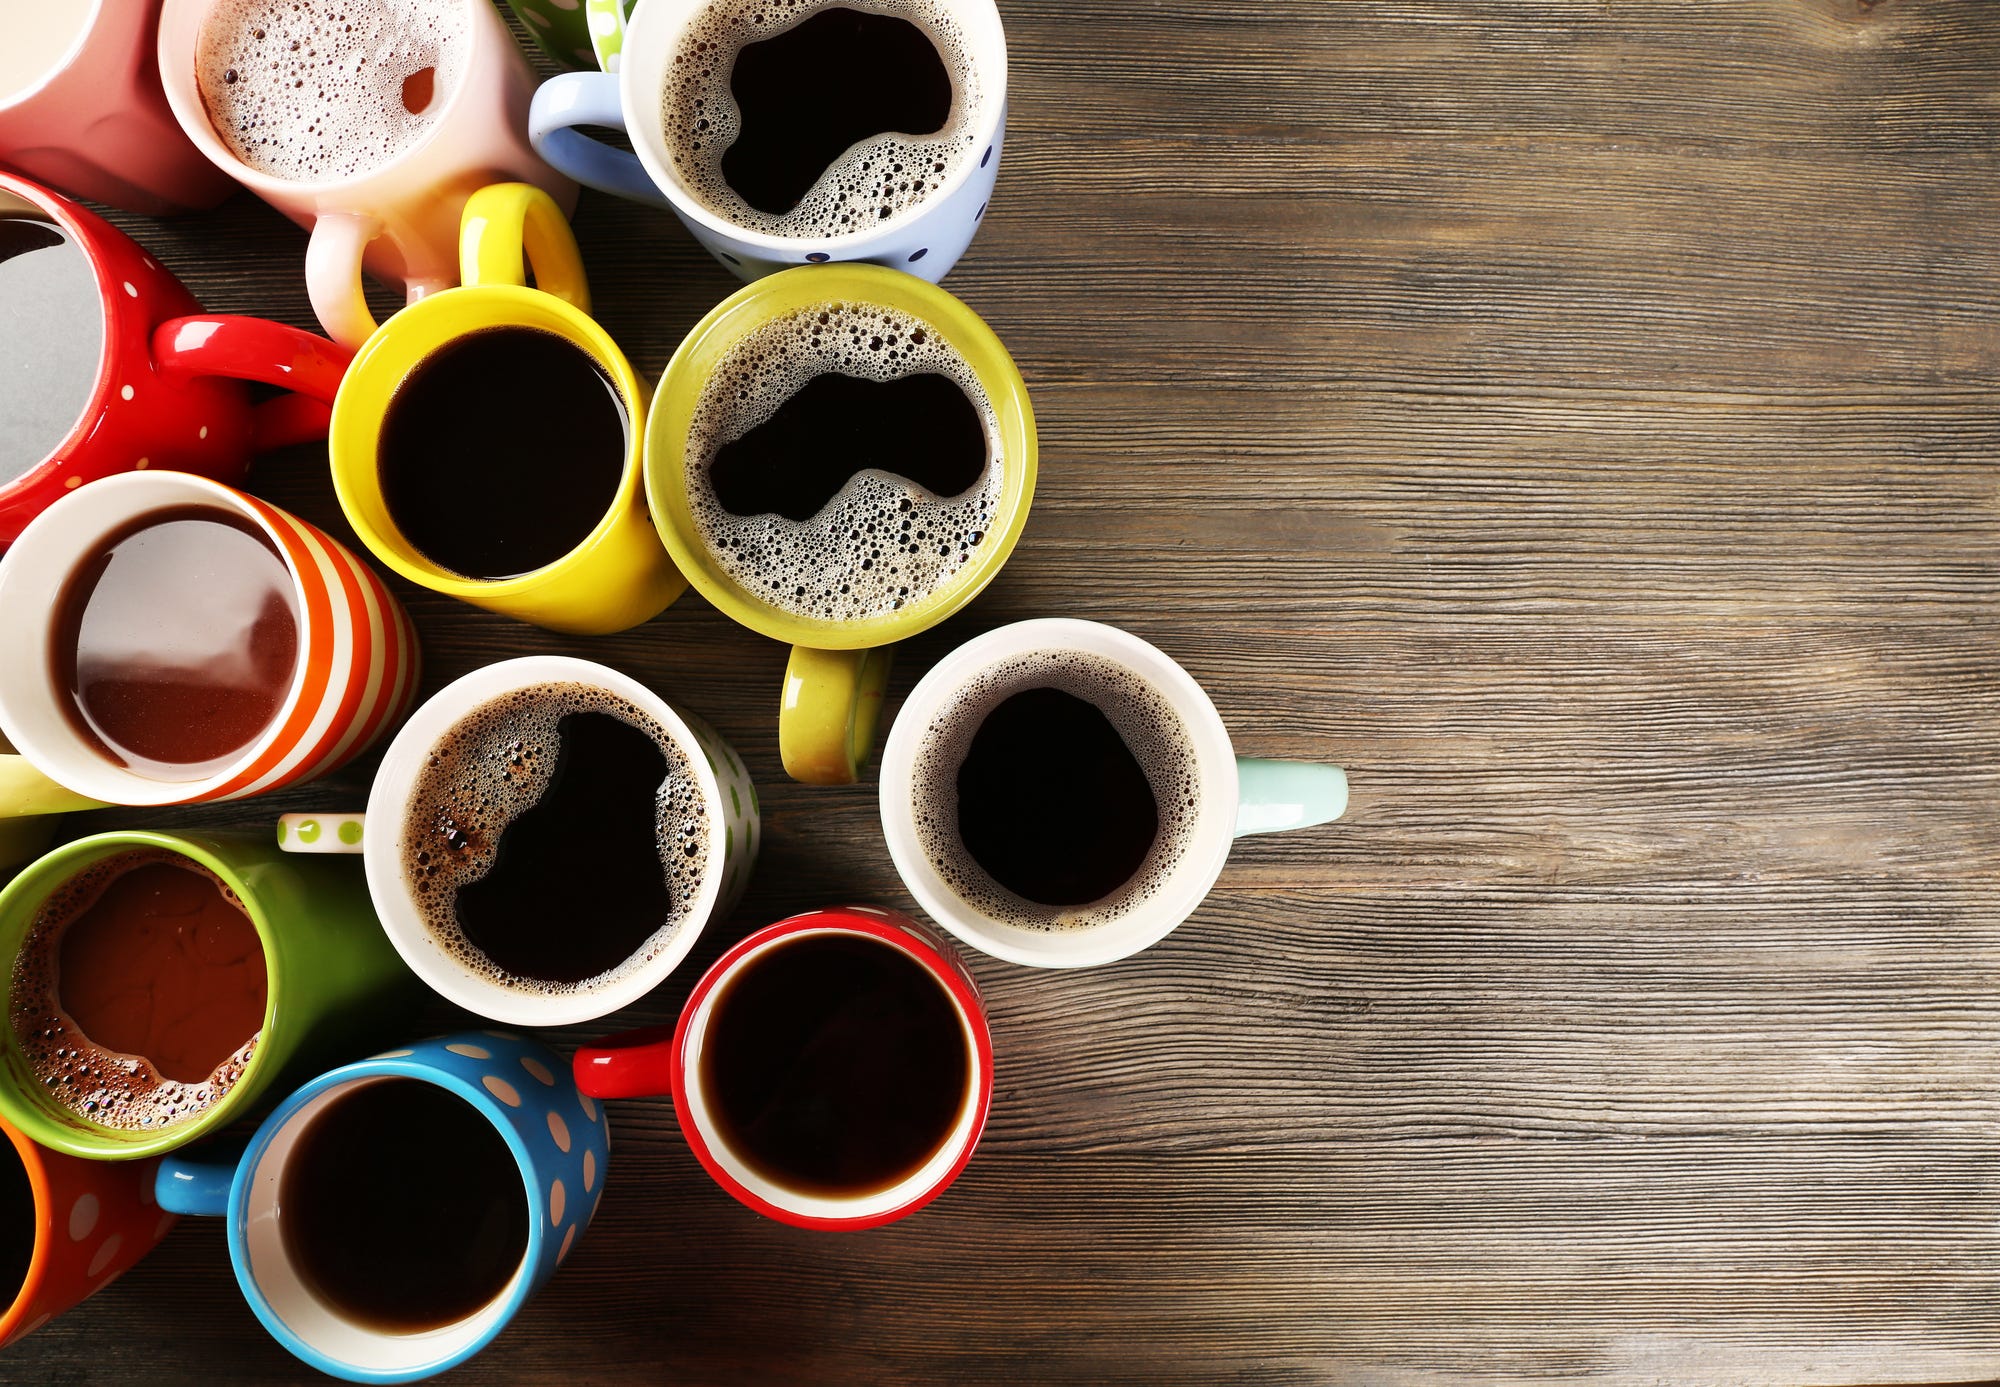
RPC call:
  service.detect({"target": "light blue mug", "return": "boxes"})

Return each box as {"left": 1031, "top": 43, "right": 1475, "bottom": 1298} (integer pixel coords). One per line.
{"left": 527, "top": 0, "right": 1008, "bottom": 283}
{"left": 155, "top": 1032, "right": 609, "bottom": 1383}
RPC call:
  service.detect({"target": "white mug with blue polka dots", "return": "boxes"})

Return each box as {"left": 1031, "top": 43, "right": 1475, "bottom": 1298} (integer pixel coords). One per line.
{"left": 526, "top": 0, "right": 1007, "bottom": 284}
{"left": 154, "top": 1031, "right": 608, "bottom": 1384}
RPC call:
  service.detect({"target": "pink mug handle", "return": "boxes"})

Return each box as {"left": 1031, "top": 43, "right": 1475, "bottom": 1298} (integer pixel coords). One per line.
{"left": 306, "top": 212, "right": 455, "bottom": 348}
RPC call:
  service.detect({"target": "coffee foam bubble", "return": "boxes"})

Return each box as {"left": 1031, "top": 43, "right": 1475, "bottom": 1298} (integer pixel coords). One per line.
{"left": 684, "top": 300, "right": 1003, "bottom": 623}
{"left": 660, "top": 0, "right": 986, "bottom": 238}
{"left": 10, "top": 851, "right": 261, "bottom": 1132}
{"left": 196, "top": 0, "right": 468, "bottom": 183}
{"left": 910, "top": 652, "right": 1203, "bottom": 932}
{"left": 398, "top": 681, "right": 711, "bottom": 996}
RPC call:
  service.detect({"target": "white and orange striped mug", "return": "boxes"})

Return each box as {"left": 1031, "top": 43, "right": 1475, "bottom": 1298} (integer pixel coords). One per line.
{"left": 0, "top": 472, "right": 418, "bottom": 808}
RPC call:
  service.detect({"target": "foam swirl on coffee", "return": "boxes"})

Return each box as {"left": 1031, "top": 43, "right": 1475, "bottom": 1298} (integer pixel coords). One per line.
{"left": 661, "top": 0, "right": 986, "bottom": 238}
{"left": 398, "top": 682, "right": 710, "bottom": 995}
{"left": 684, "top": 301, "right": 1002, "bottom": 623}
{"left": 910, "top": 652, "right": 1202, "bottom": 931}
{"left": 196, "top": 0, "right": 467, "bottom": 183}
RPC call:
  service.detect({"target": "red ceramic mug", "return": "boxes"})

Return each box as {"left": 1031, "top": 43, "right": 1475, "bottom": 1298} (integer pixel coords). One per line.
{"left": 0, "top": 1114, "right": 175, "bottom": 1349}
{"left": 575, "top": 905, "right": 994, "bottom": 1231}
{"left": 0, "top": 172, "right": 350, "bottom": 547}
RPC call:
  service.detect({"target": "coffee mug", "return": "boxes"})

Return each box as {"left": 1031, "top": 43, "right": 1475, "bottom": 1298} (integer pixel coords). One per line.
{"left": 157, "top": 0, "right": 578, "bottom": 347}
{"left": 0, "top": 0, "right": 233, "bottom": 215}
{"left": 278, "top": 654, "right": 760, "bottom": 1027}
{"left": 329, "top": 182, "right": 685, "bottom": 635}
{"left": 528, "top": 0, "right": 1007, "bottom": 282}
{"left": 0, "top": 173, "right": 353, "bottom": 547}
{"left": 647, "top": 263, "right": 1035, "bottom": 784}
{"left": 0, "top": 830, "right": 420, "bottom": 1160}
{"left": 575, "top": 904, "right": 990, "bottom": 1229}
{"left": 878, "top": 618, "right": 1350, "bottom": 968}
{"left": 502, "top": 0, "right": 633, "bottom": 70}
{"left": 155, "top": 1031, "right": 606, "bottom": 1383}
{"left": 0, "top": 472, "right": 419, "bottom": 808}
{"left": 0, "top": 1115, "right": 175, "bottom": 1348}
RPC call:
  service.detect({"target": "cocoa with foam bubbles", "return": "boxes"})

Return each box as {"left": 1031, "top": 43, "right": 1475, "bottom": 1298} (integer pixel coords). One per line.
{"left": 196, "top": 0, "right": 468, "bottom": 183}
{"left": 684, "top": 300, "right": 1003, "bottom": 623}
{"left": 910, "top": 652, "right": 1203, "bottom": 932}
{"left": 661, "top": 0, "right": 988, "bottom": 238}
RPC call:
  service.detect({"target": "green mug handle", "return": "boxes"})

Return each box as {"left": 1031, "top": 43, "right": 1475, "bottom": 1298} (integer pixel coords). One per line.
{"left": 780, "top": 646, "right": 896, "bottom": 785}
{"left": 1234, "top": 759, "right": 1348, "bottom": 837}
{"left": 276, "top": 813, "right": 368, "bottom": 853}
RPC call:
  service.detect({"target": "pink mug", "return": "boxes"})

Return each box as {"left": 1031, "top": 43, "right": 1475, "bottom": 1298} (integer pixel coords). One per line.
{"left": 0, "top": 0, "right": 233, "bottom": 215}
{"left": 157, "top": 0, "right": 577, "bottom": 347}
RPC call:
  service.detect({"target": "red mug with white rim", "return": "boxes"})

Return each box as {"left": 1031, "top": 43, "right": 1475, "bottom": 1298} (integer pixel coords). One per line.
{"left": 574, "top": 906, "right": 993, "bottom": 1231}
{"left": 0, "top": 172, "right": 350, "bottom": 547}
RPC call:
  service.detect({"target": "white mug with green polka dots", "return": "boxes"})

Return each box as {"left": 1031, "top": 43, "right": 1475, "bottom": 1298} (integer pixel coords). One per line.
{"left": 279, "top": 655, "right": 759, "bottom": 1027}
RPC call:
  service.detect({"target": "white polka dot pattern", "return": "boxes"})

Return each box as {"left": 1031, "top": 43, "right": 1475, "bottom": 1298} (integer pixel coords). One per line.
{"left": 68, "top": 1194, "right": 99, "bottom": 1242}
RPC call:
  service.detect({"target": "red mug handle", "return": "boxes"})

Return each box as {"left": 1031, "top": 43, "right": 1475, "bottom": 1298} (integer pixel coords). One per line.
{"left": 150, "top": 316, "right": 353, "bottom": 451}
{"left": 573, "top": 1023, "right": 679, "bottom": 1100}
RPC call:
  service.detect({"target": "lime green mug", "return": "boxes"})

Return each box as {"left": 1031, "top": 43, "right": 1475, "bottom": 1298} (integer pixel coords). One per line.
{"left": 0, "top": 830, "right": 419, "bottom": 1160}
{"left": 646, "top": 264, "right": 1037, "bottom": 784}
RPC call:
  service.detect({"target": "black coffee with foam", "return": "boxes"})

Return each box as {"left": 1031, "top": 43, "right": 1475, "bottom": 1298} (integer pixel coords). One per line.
{"left": 280, "top": 1078, "right": 527, "bottom": 1333}
{"left": 0, "top": 215, "right": 102, "bottom": 483}
{"left": 401, "top": 682, "right": 710, "bottom": 994}
{"left": 378, "top": 326, "right": 627, "bottom": 582}
{"left": 701, "top": 932, "right": 968, "bottom": 1196}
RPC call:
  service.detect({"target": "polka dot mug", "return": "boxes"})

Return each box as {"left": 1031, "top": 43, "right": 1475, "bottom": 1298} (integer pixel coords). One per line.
{"left": 154, "top": 1031, "right": 609, "bottom": 1384}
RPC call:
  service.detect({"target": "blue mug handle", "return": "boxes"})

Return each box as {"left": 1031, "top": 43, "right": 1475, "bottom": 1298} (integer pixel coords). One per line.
{"left": 156, "top": 1139, "right": 249, "bottom": 1218}
{"left": 1234, "top": 759, "right": 1348, "bottom": 837}
{"left": 528, "top": 73, "right": 670, "bottom": 209}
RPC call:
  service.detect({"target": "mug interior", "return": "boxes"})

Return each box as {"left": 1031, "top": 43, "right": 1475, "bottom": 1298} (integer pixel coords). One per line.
{"left": 0, "top": 472, "right": 309, "bottom": 806}
{"left": 239, "top": 1073, "right": 535, "bottom": 1378}
{"left": 645, "top": 262, "right": 1036, "bottom": 650}
{"left": 0, "top": 181, "right": 113, "bottom": 502}
{"left": 0, "top": 1123, "right": 44, "bottom": 1334}
{"left": 0, "top": 0, "right": 102, "bottom": 110}
{"left": 618, "top": 0, "right": 1009, "bottom": 251}
{"left": 328, "top": 285, "right": 648, "bottom": 597}
{"left": 675, "top": 917, "right": 989, "bottom": 1226}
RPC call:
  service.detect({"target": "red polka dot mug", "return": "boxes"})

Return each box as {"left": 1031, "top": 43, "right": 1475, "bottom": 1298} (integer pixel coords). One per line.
{"left": 0, "top": 172, "right": 351, "bottom": 548}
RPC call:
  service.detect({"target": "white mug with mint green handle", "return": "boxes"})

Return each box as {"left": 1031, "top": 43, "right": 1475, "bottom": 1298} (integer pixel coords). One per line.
{"left": 279, "top": 656, "right": 760, "bottom": 1026}
{"left": 528, "top": 0, "right": 1008, "bottom": 283}
{"left": 878, "top": 619, "right": 1350, "bottom": 969}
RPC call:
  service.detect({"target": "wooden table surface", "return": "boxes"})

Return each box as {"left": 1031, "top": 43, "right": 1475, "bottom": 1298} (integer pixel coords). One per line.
{"left": 10, "top": 1, "right": 2000, "bottom": 1382}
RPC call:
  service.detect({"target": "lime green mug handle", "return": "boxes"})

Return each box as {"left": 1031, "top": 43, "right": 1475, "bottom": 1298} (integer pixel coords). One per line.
{"left": 276, "top": 814, "right": 368, "bottom": 854}
{"left": 780, "top": 646, "right": 896, "bottom": 785}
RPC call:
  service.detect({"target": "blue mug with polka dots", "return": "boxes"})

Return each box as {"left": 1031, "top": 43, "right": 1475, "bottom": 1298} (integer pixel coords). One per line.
{"left": 153, "top": 1032, "right": 609, "bottom": 1384}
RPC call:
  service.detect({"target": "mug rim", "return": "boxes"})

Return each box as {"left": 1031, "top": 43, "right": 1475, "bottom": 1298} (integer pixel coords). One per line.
{"left": 878, "top": 618, "right": 1244, "bottom": 968}
{"left": 361, "top": 655, "right": 729, "bottom": 1027}
{"left": 615, "top": 0, "right": 1010, "bottom": 254}
{"left": 643, "top": 262, "right": 1037, "bottom": 650}
{"left": 0, "top": 830, "right": 290, "bottom": 1160}
{"left": 668, "top": 906, "right": 993, "bottom": 1229}
{"left": 0, "top": 172, "right": 120, "bottom": 513}
{"left": 328, "top": 283, "right": 650, "bottom": 600}
{"left": 227, "top": 1040, "right": 551, "bottom": 1382}
{"left": 0, "top": 0, "right": 106, "bottom": 115}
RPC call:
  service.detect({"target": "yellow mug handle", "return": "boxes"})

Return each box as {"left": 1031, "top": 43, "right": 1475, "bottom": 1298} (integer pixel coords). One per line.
{"left": 780, "top": 646, "right": 895, "bottom": 785}
{"left": 458, "top": 182, "right": 591, "bottom": 311}
{"left": 0, "top": 753, "right": 105, "bottom": 818}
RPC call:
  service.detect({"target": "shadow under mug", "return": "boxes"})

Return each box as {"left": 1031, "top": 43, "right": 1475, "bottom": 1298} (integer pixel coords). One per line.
{"left": 0, "top": 172, "right": 352, "bottom": 547}
{"left": 878, "top": 618, "right": 1351, "bottom": 968}
{"left": 156, "top": 1031, "right": 607, "bottom": 1384}
{"left": 646, "top": 263, "right": 1037, "bottom": 784}
{"left": 575, "top": 904, "right": 992, "bottom": 1230}
{"left": 0, "top": 830, "right": 421, "bottom": 1161}
{"left": 277, "top": 654, "right": 761, "bottom": 1028}
{"left": 329, "top": 182, "right": 686, "bottom": 636}
{"left": 0, "top": 472, "right": 419, "bottom": 808}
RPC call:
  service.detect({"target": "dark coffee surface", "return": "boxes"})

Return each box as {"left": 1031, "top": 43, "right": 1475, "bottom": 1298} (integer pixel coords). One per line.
{"left": 53, "top": 506, "right": 299, "bottom": 782}
{"left": 281, "top": 1078, "right": 528, "bottom": 1334}
{"left": 702, "top": 933, "right": 967, "bottom": 1197}
{"left": 955, "top": 687, "right": 1160, "bottom": 906}
{"left": 378, "top": 326, "right": 626, "bottom": 581}
{"left": 708, "top": 371, "right": 984, "bottom": 523}
{"left": 0, "top": 1140, "right": 31, "bottom": 1312}
{"left": 454, "top": 710, "right": 674, "bottom": 984}
{"left": 0, "top": 216, "right": 101, "bottom": 485}
{"left": 722, "top": 7, "right": 953, "bottom": 215}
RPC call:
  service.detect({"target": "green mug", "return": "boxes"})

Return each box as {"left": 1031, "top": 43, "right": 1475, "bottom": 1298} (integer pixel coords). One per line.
{"left": 0, "top": 830, "right": 419, "bottom": 1160}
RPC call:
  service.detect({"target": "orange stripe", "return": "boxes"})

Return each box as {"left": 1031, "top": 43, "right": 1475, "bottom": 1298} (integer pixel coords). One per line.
{"left": 286, "top": 517, "right": 374, "bottom": 784}
{"left": 326, "top": 560, "right": 413, "bottom": 775}
{"left": 204, "top": 501, "right": 336, "bottom": 801}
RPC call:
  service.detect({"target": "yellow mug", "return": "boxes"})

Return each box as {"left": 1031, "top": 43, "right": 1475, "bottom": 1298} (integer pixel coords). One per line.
{"left": 0, "top": 735, "right": 101, "bottom": 875}
{"left": 646, "top": 265, "right": 1037, "bottom": 784}
{"left": 329, "top": 183, "right": 686, "bottom": 635}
